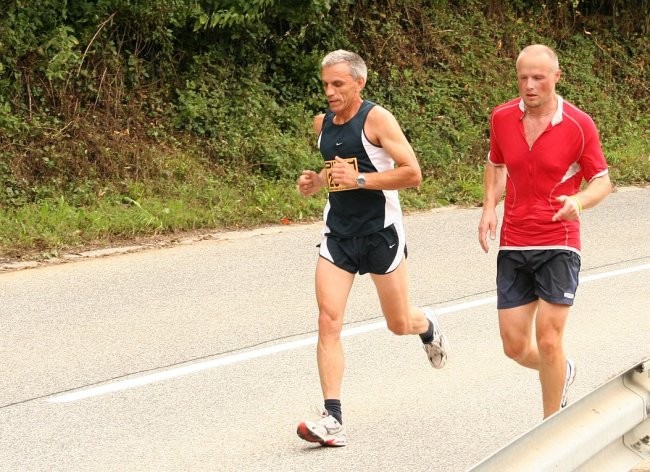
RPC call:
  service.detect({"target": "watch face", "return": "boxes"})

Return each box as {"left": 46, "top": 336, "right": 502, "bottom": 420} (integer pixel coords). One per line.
{"left": 357, "top": 174, "right": 366, "bottom": 187}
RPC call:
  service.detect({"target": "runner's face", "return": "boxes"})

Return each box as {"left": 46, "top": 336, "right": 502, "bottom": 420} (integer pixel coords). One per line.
{"left": 516, "top": 53, "right": 560, "bottom": 111}
{"left": 321, "top": 63, "right": 364, "bottom": 114}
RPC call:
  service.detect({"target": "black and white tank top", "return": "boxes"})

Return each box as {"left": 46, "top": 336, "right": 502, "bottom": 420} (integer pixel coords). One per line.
{"left": 318, "top": 100, "right": 402, "bottom": 238}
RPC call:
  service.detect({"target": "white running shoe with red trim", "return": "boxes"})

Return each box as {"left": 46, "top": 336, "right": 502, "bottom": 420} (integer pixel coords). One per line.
{"left": 297, "top": 409, "right": 347, "bottom": 447}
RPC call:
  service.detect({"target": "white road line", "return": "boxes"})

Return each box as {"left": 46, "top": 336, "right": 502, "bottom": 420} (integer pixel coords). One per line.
{"left": 580, "top": 264, "right": 650, "bottom": 282}
{"left": 47, "top": 263, "right": 650, "bottom": 403}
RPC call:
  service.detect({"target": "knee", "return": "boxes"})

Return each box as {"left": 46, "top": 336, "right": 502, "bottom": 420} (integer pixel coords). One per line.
{"left": 537, "top": 332, "right": 562, "bottom": 360}
{"left": 386, "top": 319, "right": 409, "bottom": 336}
{"left": 318, "top": 309, "right": 343, "bottom": 339}
{"left": 501, "top": 334, "right": 528, "bottom": 361}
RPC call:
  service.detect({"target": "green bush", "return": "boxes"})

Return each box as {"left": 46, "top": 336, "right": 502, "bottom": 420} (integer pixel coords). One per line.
{"left": 0, "top": 0, "right": 647, "bottom": 258}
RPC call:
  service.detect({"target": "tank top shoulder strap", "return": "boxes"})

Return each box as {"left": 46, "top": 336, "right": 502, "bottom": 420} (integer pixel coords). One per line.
{"left": 321, "top": 100, "right": 375, "bottom": 133}
{"left": 323, "top": 109, "right": 334, "bottom": 124}
{"left": 357, "top": 100, "right": 376, "bottom": 121}
{"left": 345, "top": 100, "right": 375, "bottom": 136}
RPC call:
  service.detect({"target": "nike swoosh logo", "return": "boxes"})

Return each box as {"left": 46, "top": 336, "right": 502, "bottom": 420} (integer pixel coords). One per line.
{"left": 389, "top": 244, "right": 396, "bottom": 248}
{"left": 336, "top": 142, "right": 343, "bottom": 146}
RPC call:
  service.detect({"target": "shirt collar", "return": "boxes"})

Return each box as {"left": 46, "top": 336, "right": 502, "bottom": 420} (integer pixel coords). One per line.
{"left": 518, "top": 96, "right": 564, "bottom": 125}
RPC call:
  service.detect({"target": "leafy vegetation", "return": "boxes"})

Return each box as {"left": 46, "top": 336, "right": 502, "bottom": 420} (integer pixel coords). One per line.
{"left": 0, "top": 0, "right": 648, "bottom": 260}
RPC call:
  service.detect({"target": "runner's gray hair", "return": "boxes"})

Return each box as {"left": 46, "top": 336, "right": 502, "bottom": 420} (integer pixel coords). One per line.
{"left": 322, "top": 50, "right": 367, "bottom": 81}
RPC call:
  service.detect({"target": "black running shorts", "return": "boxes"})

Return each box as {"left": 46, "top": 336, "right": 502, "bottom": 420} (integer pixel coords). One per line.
{"left": 319, "top": 223, "right": 407, "bottom": 275}
{"left": 496, "top": 249, "right": 581, "bottom": 309}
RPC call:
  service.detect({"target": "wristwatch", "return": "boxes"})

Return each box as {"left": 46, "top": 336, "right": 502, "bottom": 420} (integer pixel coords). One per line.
{"left": 356, "top": 173, "right": 366, "bottom": 189}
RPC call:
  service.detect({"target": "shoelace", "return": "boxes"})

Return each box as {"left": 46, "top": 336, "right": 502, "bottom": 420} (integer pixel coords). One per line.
{"left": 310, "top": 405, "right": 329, "bottom": 418}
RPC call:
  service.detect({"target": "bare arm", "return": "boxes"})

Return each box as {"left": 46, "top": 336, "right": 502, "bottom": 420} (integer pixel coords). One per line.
{"left": 331, "top": 106, "right": 421, "bottom": 190}
{"left": 478, "top": 162, "right": 507, "bottom": 253}
{"left": 296, "top": 114, "right": 326, "bottom": 196}
{"left": 552, "top": 173, "right": 612, "bottom": 221}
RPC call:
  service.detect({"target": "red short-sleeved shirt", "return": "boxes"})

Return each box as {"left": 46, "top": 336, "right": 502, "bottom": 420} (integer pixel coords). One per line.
{"left": 489, "top": 96, "right": 609, "bottom": 252}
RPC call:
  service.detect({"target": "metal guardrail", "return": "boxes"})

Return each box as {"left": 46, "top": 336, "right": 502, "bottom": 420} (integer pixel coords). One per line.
{"left": 469, "top": 358, "right": 650, "bottom": 472}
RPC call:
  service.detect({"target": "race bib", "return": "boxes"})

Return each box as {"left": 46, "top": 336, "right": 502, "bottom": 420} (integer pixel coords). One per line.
{"left": 325, "top": 157, "right": 358, "bottom": 192}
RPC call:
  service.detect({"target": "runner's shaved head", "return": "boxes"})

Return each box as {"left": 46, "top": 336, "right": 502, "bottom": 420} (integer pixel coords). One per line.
{"left": 516, "top": 44, "right": 559, "bottom": 71}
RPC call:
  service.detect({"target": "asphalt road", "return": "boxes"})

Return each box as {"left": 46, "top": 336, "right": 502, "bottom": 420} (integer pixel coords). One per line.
{"left": 1, "top": 187, "right": 648, "bottom": 471}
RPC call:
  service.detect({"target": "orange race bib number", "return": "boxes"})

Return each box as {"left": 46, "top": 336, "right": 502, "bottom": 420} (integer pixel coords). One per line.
{"left": 325, "top": 157, "right": 358, "bottom": 192}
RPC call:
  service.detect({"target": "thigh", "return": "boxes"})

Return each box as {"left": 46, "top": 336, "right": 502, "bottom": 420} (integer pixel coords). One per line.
{"left": 535, "top": 299, "right": 571, "bottom": 338}
{"left": 370, "top": 259, "right": 410, "bottom": 320}
{"left": 498, "top": 301, "right": 537, "bottom": 340}
{"left": 315, "top": 256, "right": 355, "bottom": 322}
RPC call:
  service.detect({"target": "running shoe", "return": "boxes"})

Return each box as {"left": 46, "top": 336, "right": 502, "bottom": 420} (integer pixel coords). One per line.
{"left": 297, "top": 409, "right": 347, "bottom": 447}
{"left": 422, "top": 308, "right": 449, "bottom": 369}
{"left": 561, "top": 358, "right": 577, "bottom": 408}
